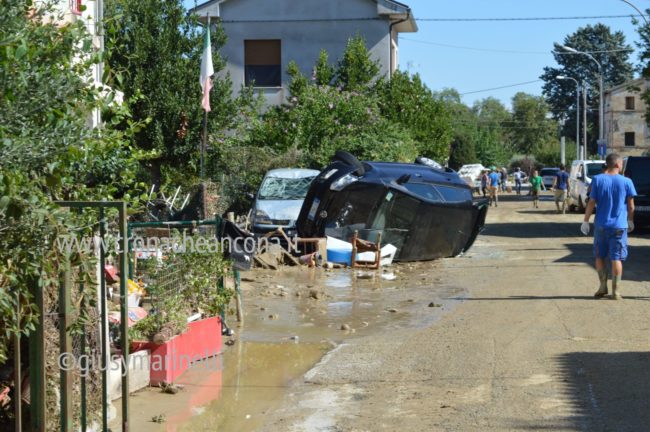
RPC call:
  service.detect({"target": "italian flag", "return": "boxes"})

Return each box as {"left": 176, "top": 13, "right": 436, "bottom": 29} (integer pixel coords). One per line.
{"left": 200, "top": 19, "right": 214, "bottom": 112}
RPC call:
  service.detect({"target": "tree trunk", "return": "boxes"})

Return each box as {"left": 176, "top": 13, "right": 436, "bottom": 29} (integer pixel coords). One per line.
{"left": 149, "top": 160, "right": 163, "bottom": 191}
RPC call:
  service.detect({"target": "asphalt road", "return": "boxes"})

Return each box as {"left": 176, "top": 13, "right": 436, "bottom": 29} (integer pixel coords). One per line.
{"left": 264, "top": 192, "right": 650, "bottom": 432}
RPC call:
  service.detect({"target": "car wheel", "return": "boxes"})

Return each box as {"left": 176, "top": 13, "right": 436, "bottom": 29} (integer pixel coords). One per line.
{"left": 333, "top": 150, "right": 365, "bottom": 176}
{"left": 578, "top": 196, "right": 585, "bottom": 213}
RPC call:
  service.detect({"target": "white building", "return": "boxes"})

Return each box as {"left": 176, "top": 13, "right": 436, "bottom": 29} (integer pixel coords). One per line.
{"left": 191, "top": 0, "right": 417, "bottom": 107}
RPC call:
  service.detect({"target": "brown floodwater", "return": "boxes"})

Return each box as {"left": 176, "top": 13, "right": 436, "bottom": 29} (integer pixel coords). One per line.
{"left": 113, "top": 342, "right": 328, "bottom": 431}
{"left": 111, "top": 261, "right": 468, "bottom": 430}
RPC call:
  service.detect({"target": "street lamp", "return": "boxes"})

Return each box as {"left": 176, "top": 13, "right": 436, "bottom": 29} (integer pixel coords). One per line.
{"left": 620, "top": 0, "right": 648, "bottom": 25}
{"left": 557, "top": 75, "right": 580, "bottom": 160}
{"left": 554, "top": 43, "right": 605, "bottom": 156}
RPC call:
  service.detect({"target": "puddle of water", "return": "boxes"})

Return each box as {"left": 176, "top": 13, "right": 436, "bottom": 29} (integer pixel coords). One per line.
{"left": 241, "top": 266, "right": 466, "bottom": 344}
{"left": 111, "top": 342, "right": 328, "bottom": 432}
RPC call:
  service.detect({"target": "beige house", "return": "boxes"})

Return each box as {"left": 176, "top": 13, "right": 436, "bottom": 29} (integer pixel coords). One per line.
{"left": 604, "top": 78, "right": 650, "bottom": 156}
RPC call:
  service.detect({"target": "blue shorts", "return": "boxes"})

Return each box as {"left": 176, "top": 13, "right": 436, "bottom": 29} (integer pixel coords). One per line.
{"left": 593, "top": 227, "right": 628, "bottom": 261}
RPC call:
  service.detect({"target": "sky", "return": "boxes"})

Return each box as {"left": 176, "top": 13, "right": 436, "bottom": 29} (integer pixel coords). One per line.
{"left": 398, "top": 0, "right": 645, "bottom": 107}
{"left": 185, "top": 0, "right": 646, "bottom": 108}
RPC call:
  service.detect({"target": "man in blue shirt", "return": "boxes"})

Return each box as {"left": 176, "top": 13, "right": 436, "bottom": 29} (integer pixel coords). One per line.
{"left": 581, "top": 153, "right": 636, "bottom": 300}
{"left": 488, "top": 166, "right": 501, "bottom": 207}
{"left": 552, "top": 164, "right": 570, "bottom": 214}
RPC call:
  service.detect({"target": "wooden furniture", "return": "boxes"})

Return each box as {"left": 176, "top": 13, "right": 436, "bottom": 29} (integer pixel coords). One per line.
{"left": 350, "top": 230, "right": 382, "bottom": 269}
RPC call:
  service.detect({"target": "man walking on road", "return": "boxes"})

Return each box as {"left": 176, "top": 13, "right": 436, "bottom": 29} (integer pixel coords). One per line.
{"left": 513, "top": 167, "right": 527, "bottom": 195}
{"left": 488, "top": 166, "right": 500, "bottom": 207}
{"left": 552, "top": 164, "right": 570, "bottom": 214}
{"left": 529, "top": 170, "right": 544, "bottom": 208}
{"left": 581, "top": 153, "right": 636, "bottom": 300}
{"left": 500, "top": 167, "right": 508, "bottom": 192}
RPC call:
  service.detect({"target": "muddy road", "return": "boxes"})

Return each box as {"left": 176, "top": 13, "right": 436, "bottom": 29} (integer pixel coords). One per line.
{"left": 124, "top": 192, "right": 650, "bottom": 431}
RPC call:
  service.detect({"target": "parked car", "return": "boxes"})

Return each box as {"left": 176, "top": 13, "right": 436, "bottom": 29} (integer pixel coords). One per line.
{"left": 540, "top": 167, "right": 560, "bottom": 189}
{"left": 296, "top": 152, "right": 489, "bottom": 262}
{"left": 568, "top": 160, "right": 605, "bottom": 212}
{"left": 623, "top": 156, "right": 650, "bottom": 228}
{"left": 251, "top": 168, "right": 320, "bottom": 236}
{"left": 458, "top": 163, "right": 486, "bottom": 192}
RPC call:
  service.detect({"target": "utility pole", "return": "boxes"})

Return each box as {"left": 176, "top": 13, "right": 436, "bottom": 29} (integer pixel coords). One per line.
{"left": 560, "top": 116, "right": 566, "bottom": 165}
{"left": 582, "top": 80, "right": 588, "bottom": 160}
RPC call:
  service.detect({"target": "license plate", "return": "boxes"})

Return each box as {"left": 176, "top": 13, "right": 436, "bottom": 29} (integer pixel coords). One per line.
{"left": 307, "top": 198, "right": 320, "bottom": 221}
{"left": 636, "top": 205, "right": 650, "bottom": 212}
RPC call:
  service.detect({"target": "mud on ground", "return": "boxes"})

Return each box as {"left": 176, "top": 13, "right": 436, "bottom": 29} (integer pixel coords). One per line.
{"left": 122, "top": 191, "right": 650, "bottom": 432}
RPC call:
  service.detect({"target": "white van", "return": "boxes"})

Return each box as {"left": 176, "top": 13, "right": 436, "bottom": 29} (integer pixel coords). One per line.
{"left": 568, "top": 160, "right": 605, "bottom": 212}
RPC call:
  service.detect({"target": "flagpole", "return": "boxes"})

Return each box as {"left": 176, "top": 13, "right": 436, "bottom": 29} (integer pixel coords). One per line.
{"left": 201, "top": 110, "right": 207, "bottom": 180}
{"left": 200, "top": 14, "right": 211, "bottom": 180}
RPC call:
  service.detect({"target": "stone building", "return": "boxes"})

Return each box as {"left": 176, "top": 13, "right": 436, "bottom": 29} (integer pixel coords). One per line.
{"left": 604, "top": 78, "right": 650, "bottom": 156}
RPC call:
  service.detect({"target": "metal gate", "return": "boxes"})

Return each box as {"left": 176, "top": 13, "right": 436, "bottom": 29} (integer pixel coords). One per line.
{"left": 21, "top": 201, "right": 131, "bottom": 432}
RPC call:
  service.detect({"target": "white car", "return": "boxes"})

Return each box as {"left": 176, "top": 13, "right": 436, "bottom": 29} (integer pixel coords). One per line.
{"left": 251, "top": 168, "right": 320, "bottom": 235}
{"left": 568, "top": 160, "right": 605, "bottom": 212}
{"left": 458, "top": 164, "right": 486, "bottom": 191}
{"left": 540, "top": 167, "right": 560, "bottom": 189}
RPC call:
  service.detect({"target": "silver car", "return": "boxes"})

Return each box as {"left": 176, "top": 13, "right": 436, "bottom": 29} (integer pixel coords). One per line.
{"left": 251, "top": 168, "right": 320, "bottom": 235}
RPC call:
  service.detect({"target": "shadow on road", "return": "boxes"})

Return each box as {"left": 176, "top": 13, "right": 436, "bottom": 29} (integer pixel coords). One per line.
{"left": 555, "top": 243, "right": 650, "bottom": 283}
{"left": 554, "top": 351, "right": 650, "bottom": 432}
{"left": 482, "top": 222, "right": 579, "bottom": 238}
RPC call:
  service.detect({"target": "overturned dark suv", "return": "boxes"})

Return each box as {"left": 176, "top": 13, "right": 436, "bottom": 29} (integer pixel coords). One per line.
{"left": 296, "top": 152, "right": 489, "bottom": 262}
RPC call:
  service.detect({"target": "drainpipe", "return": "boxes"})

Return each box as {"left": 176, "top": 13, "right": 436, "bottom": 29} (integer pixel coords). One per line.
{"left": 388, "top": 9, "right": 410, "bottom": 80}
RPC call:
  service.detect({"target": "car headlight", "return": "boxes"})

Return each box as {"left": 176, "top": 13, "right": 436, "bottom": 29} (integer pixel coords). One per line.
{"left": 253, "top": 209, "right": 273, "bottom": 225}
{"left": 330, "top": 173, "right": 359, "bottom": 191}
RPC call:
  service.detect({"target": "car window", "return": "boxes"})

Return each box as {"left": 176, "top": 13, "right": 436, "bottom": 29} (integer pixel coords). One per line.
{"left": 372, "top": 191, "right": 420, "bottom": 231}
{"left": 258, "top": 176, "right": 316, "bottom": 200}
{"left": 403, "top": 183, "right": 444, "bottom": 202}
{"left": 586, "top": 163, "right": 604, "bottom": 178}
{"left": 541, "top": 169, "right": 559, "bottom": 176}
{"left": 435, "top": 185, "right": 472, "bottom": 203}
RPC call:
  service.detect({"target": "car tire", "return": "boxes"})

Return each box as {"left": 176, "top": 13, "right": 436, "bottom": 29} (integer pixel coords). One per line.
{"left": 578, "top": 196, "right": 585, "bottom": 213}
{"left": 333, "top": 150, "right": 365, "bottom": 176}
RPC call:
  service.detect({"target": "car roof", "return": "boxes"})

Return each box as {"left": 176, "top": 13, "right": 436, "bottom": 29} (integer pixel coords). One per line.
{"left": 265, "top": 168, "right": 320, "bottom": 179}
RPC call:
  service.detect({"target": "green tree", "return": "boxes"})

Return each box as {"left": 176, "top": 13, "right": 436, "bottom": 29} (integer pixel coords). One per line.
{"left": 508, "top": 92, "right": 556, "bottom": 156}
{"left": 0, "top": 0, "right": 142, "bottom": 365}
{"left": 104, "top": 0, "right": 250, "bottom": 187}
{"left": 448, "top": 134, "right": 477, "bottom": 170}
{"left": 377, "top": 71, "right": 453, "bottom": 161}
{"left": 314, "top": 49, "right": 335, "bottom": 86}
{"left": 472, "top": 97, "right": 512, "bottom": 167}
{"left": 334, "top": 35, "right": 380, "bottom": 91}
{"left": 541, "top": 24, "right": 633, "bottom": 152}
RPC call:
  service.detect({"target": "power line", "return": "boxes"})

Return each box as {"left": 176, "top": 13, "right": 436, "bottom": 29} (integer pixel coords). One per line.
{"left": 401, "top": 37, "right": 635, "bottom": 55}
{"left": 460, "top": 80, "right": 543, "bottom": 96}
{"left": 417, "top": 14, "right": 646, "bottom": 22}
{"left": 218, "top": 14, "right": 647, "bottom": 24}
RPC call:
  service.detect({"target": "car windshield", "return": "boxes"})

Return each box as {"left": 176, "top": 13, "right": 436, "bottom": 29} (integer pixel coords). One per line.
{"left": 258, "top": 176, "right": 316, "bottom": 200}
{"left": 586, "top": 163, "right": 605, "bottom": 178}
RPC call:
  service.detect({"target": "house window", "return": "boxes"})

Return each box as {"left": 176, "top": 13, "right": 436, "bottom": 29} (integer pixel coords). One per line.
{"left": 625, "top": 132, "right": 635, "bottom": 147}
{"left": 244, "top": 40, "right": 281, "bottom": 87}
{"left": 70, "top": 0, "right": 82, "bottom": 15}
{"left": 625, "top": 96, "right": 635, "bottom": 110}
